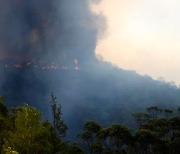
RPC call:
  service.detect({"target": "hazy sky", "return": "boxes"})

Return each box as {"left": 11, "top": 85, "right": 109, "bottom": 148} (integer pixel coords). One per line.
{"left": 91, "top": 0, "right": 180, "bottom": 84}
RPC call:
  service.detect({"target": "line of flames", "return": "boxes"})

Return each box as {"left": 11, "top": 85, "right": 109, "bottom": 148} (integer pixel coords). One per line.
{"left": 0, "top": 59, "right": 80, "bottom": 71}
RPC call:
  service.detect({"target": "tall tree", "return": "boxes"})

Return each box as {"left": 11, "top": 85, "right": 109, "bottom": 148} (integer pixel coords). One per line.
{"left": 50, "top": 93, "right": 68, "bottom": 138}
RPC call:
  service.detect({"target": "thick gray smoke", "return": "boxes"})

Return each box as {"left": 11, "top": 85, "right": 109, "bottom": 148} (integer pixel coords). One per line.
{"left": 0, "top": 0, "right": 105, "bottom": 105}
{"left": 0, "top": 0, "right": 107, "bottom": 138}
{"left": 0, "top": 0, "right": 180, "bottom": 140}
{"left": 0, "top": 0, "right": 104, "bottom": 64}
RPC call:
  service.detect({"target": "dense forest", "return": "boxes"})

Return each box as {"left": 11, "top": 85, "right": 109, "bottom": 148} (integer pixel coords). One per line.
{"left": 0, "top": 95, "right": 180, "bottom": 154}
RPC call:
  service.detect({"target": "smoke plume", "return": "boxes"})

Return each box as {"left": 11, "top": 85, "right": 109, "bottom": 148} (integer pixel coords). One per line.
{"left": 0, "top": 0, "right": 180, "bottom": 140}
{"left": 0, "top": 0, "right": 105, "bottom": 105}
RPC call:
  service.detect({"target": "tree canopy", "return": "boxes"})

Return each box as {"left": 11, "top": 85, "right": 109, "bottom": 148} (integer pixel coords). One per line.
{"left": 0, "top": 96, "right": 180, "bottom": 154}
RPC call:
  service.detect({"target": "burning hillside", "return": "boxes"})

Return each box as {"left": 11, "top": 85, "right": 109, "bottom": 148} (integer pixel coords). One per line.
{"left": 0, "top": 0, "right": 180, "bottom": 141}
{"left": 0, "top": 58, "right": 79, "bottom": 71}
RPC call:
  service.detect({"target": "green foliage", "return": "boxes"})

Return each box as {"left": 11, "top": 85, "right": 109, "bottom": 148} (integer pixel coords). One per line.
{"left": 55, "top": 143, "right": 84, "bottom": 154}
{"left": 106, "top": 124, "right": 133, "bottom": 145}
{"left": 81, "top": 121, "right": 102, "bottom": 153}
{"left": 135, "top": 107, "right": 180, "bottom": 154}
{"left": 0, "top": 96, "right": 8, "bottom": 117}
{"left": 80, "top": 106, "right": 180, "bottom": 154}
{"left": 50, "top": 93, "right": 68, "bottom": 138}
{"left": 147, "top": 106, "right": 162, "bottom": 119}
{"left": 178, "top": 107, "right": 180, "bottom": 112}
{"left": 3, "top": 105, "right": 53, "bottom": 154}
{"left": 0, "top": 97, "right": 14, "bottom": 152}
{"left": 0, "top": 96, "right": 180, "bottom": 154}
{"left": 2, "top": 147, "right": 19, "bottom": 154}
{"left": 133, "top": 112, "right": 149, "bottom": 126}
{"left": 164, "top": 109, "right": 173, "bottom": 118}
{"left": 140, "top": 118, "right": 170, "bottom": 136}
{"left": 81, "top": 121, "right": 133, "bottom": 154}
{"left": 0, "top": 99, "right": 83, "bottom": 154}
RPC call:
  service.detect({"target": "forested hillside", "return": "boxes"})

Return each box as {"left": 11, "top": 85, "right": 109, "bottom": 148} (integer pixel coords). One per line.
{"left": 0, "top": 0, "right": 180, "bottom": 141}
{"left": 1, "top": 96, "right": 180, "bottom": 154}
{"left": 0, "top": 1, "right": 180, "bottom": 153}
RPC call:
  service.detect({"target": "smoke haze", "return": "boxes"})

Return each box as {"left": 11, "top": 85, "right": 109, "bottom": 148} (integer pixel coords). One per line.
{"left": 0, "top": 0, "right": 180, "bottom": 139}
{"left": 0, "top": 0, "right": 105, "bottom": 104}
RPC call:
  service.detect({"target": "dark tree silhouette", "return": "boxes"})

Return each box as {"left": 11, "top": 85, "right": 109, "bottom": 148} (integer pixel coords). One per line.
{"left": 50, "top": 93, "right": 68, "bottom": 138}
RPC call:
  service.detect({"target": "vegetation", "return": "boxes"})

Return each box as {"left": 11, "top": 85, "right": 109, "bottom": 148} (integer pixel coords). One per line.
{"left": 0, "top": 96, "right": 82, "bottom": 154}
{"left": 0, "top": 96, "right": 180, "bottom": 154}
